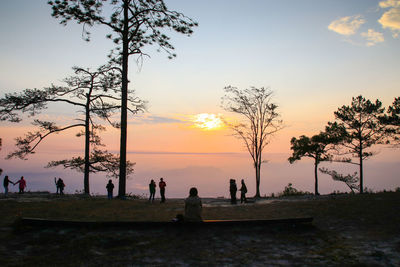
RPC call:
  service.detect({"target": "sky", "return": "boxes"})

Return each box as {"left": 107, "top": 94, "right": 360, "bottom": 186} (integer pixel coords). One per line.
{"left": 0, "top": 0, "right": 399, "bottom": 197}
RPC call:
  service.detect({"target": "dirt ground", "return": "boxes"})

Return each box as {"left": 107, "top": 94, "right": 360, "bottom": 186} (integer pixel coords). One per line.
{"left": 0, "top": 192, "right": 399, "bottom": 266}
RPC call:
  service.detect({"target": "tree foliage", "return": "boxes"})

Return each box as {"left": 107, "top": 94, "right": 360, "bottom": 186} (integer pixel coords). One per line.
{"left": 48, "top": 0, "right": 198, "bottom": 60}
{"left": 48, "top": 0, "right": 197, "bottom": 198}
{"left": 46, "top": 149, "right": 135, "bottom": 179}
{"left": 381, "top": 97, "right": 400, "bottom": 146}
{"left": 222, "top": 86, "right": 283, "bottom": 198}
{"left": 319, "top": 168, "right": 359, "bottom": 193}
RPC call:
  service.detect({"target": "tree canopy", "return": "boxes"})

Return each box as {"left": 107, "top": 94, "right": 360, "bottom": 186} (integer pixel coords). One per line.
{"left": 381, "top": 97, "right": 400, "bottom": 146}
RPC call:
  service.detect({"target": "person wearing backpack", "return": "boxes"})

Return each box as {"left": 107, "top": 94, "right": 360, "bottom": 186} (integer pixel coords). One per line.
{"left": 106, "top": 180, "right": 114, "bottom": 200}
{"left": 239, "top": 179, "right": 248, "bottom": 204}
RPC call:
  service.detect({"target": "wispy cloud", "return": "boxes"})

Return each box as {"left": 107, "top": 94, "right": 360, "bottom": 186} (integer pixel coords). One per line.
{"left": 328, "top": 15, "right": 365, "bottom": 36}
{"left": 130, "top": 114, "right": 186, "bottom": 125}
{"left": 361, "top": 29, "right": 385, "bottom": 46}
{"left": 379, "top": 0, "right": 400, "bottom": 37}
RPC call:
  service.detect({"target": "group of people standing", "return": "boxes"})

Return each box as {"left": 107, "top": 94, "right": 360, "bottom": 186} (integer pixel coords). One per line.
{"left": 105, "top": 177, "right": 167, "bottom": 202}
{"left": 1, "top": 169, "right": 67, "bottom": 197}
{"left": 3, "top": 167, "right": 247, "bottom": 208}
{"left": 229, "top": 179, "right": 248, "bottom": 204}
{"left": 149, "top": 177, "right": 167, "bottom": 203}
{"left": 54, "top": 177, "right": 65, "bottom": 195}
{"left": 1, "top": 169, "right": 27, "bottom": 197}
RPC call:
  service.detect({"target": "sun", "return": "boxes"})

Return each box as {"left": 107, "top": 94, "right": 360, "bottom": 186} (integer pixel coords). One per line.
{"left": 193, "top": 113, "right": 224, "bottom": 130}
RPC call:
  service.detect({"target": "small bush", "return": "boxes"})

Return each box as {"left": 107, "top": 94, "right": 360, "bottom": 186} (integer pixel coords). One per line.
{"left": 126, "top": 192, "right": 146, "bottom": 200}
{"left": 278, "top": 183, "right": 311, "bottom": 197}
{"left": 363, "top": 187, "right": 374, "bottom": 194}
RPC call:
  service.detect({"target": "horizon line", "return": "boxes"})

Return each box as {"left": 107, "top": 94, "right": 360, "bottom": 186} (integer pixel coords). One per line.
{"left": 126, "top": 151, "right": 291, "bottom": 156}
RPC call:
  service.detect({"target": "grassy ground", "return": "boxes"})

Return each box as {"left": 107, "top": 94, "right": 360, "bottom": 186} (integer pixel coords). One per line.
{"left": 0, "top": 192, "right": 399, "bottom": 266}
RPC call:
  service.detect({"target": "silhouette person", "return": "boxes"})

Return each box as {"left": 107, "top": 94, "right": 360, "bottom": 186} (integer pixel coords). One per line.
{"left": 159, "top": 178, "right": 166, "bottom": 203}
{"left": 239, "top": 179, "right": 248, "bottom": 203}
{"left": 106, "top": 180, "right": 114, "bottom": 200}
{"left": 56, "top": 178, "right": 65, "bottom": 195}
{"left": 15, "top": 176, "right": 26, "bottom": 194}
{"left": 3, "top": 175, "right": 14, "bottom": 197}
{"left": 184, "top": 187, "right": 203, "bottom": 222}
{"left": 149, "top": 179, "right": 156, "bottom": 203}
{"left": 54, "top": 177, "right": 60, "bottom": 194}
{"left": 229, "top": 179, "right": 237, "bottom": 204}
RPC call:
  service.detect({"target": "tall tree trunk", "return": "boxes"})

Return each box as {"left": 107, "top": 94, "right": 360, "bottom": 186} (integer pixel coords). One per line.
{"left": 84, "top": 94, "right": 90, "bottom": 195}
{"left": 118, "top": 1, "right": 129, "bottom": 199}
{"left": 359, "top": 147, "right": 363, "bottom": 194}
{"left": 314, "top": 160, "right": 319, "bottom": 195}
{"left": 255, "top": 162, "right": 261, "bottom": 198}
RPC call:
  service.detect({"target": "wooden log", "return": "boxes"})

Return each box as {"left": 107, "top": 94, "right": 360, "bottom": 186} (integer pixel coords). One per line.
{"left": 17, "top": 217, "right": 313, "bottom": 229}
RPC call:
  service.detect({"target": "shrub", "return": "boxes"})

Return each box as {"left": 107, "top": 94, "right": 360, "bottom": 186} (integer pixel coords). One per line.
{"left": 279, "top": 183, "right": 311, "bottom": 197}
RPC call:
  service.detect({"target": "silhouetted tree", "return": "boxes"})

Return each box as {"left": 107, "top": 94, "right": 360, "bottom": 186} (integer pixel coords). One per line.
{"left": 48, "top": 0, "right": 197, "bottom": 198}
{"left": 0, "top": 66, "right": 144, "bottom": 194}
{"left": 327, "top": 95, "right": 387, "bottom": 193}
{"left": 288, "top": 127, "right": 342, "bottom": 195}
{"left": 222, "top": 86, "right": 283, "bottom": 198}
{"left": 381, "top": 97, "right": 400, "bottom": 146}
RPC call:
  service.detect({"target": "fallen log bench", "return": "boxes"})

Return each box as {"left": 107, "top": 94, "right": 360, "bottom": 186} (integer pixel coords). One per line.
{"left": 16, "top": 217, "right": 313, "bottom": 229}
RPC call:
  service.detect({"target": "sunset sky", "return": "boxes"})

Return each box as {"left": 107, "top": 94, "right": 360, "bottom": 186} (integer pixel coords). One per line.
{"left": 0, "top": 0, "right": 399, "bottom": 197}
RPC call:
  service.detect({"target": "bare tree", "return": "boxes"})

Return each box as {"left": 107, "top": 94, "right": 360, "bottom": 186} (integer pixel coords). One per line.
{"left": 48, "top": 0, "right": 197, "bottom": 198}
{"left": 0, "top": 65, "right": 145, "bottom": 194}
{"left": 222, "top": 86, "right": 283, "bottom": 198}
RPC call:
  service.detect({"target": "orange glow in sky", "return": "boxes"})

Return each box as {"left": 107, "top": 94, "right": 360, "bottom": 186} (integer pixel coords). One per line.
{"left": 0, "top": 1, "right": 399, "bottom": 197}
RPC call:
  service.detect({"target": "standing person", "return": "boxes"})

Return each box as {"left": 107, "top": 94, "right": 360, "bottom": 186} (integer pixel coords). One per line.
{"left": 54, "top": 177, "right": 60, "bottom": 194}
{"left": 149, "top": 179, "right": 156, "bottom": 203}
{"left": 229, "top": 179, "right": 237, "bottom": 204}
{"left": 106, "top": 180, "right": 114, "bottom": 200}
{"left": 159, "top": 178, "right": 166, "bottom": 203}
{"left": 3, "top": 175, "right": 14, "bottom": 197}
{"left": 15, "top": 176, "right": 26, "bottom": 194}
{"left": 184, "top": 187, "right": 203, "bottom": 222}
{"left": 239, "top": 179, "right": 248, "bottom": 204}
{"left": 57, "top": 178, "right": 65, "bottom": 195}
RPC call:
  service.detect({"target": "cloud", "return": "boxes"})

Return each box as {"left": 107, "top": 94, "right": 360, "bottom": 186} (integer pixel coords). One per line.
{"left": 130, "top": 114, "right": 186, "bottom": 125}
{"left": 379, "top": 0, "right": 400, "bottom": 8}
{"left": 328, "top": 15, "right": 366, "bottom": 36}
{"left": 361, "top": 29, "right": 385, "bottom": 46}
{"left": 378, "top": 4, "right": 400, "bottom": 37}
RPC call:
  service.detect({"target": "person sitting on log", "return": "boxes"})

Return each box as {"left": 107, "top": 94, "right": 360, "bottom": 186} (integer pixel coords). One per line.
{"left": 184, "top": 187, "right": 203, "bottom": 222}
